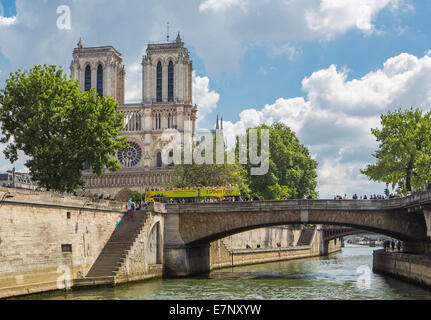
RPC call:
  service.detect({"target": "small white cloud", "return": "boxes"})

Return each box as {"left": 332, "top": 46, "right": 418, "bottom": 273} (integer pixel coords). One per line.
{"left": 199, "top": 0, "right": 247, "bottom": 12}
{"left": 258, "top": 67, "right": 268, "bottom": 76}
{"left": 270, "top": 43, "right": 302, "bottom": 61}
{"left": 0, "top": 16, "right": 17, "bottom": 26}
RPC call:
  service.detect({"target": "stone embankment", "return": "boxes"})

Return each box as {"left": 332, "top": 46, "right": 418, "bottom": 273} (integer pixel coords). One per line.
{"left": 0, "top": 188, "right": 163, "bottom": 299}
{"left": 210, "top": 228, "right": 342, "bottom": 269}
{"left": 373, "top": 249, "right": 431, "bottom": 287}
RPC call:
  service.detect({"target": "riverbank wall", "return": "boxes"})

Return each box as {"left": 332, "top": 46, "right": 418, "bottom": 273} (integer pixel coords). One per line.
{"left": 0, "top": 188, "right": 125, "bottom": 299}
{"left": 373, "top": 249, "right": 431, "bottom": 288}
{"left": 210, "top": 228, "right": 342, "bottom": 269}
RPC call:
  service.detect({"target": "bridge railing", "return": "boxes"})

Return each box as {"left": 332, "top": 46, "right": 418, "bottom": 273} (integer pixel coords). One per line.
{"left": 160, "top": 190, "right": 431, "bottom": 214}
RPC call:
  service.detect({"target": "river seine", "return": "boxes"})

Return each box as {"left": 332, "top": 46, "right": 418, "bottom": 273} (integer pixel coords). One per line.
{"left": 19, "top": 244, "right": 431, "bottom": 300}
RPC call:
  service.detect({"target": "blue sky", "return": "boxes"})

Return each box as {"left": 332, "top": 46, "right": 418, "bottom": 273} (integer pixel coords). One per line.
{"left": 0, "top": 0, "right": 431, "bottom": 198}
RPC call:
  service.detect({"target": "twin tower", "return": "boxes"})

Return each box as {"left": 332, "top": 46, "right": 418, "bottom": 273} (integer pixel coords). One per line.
{"left": 70, "top": 32, "right": 193, "bottom": 107}
{"left": 70, "top": 33, "right": 198, "bottom": 198}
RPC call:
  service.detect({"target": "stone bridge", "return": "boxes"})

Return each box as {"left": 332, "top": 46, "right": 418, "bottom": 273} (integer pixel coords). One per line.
{"left": 153, "top": 191, "right": 431, "bottom": 277}
{"left": 321, "top": 226, "right": 365, "bottom": 241}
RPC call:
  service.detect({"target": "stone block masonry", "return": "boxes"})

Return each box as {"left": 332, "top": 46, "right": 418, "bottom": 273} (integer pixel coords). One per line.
{"left": 0, "top": 188, "right": 124, "bottom": 299}
{"left": 373, "top": 249, "right": 431, "bottom": 288}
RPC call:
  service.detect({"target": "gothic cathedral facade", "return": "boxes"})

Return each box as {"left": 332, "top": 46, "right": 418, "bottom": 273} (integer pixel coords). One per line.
{"left": 70, "top": 34, "right": 197, "bottom": 199}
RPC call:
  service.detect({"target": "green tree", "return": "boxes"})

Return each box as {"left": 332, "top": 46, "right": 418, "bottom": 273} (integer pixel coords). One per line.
{"left": 240, "top": 123, "right": 318, "bottom": 200}
{"left": 361, "top": 108, "right": 431, "bottom": 192}
{"left": 0, "top": 65, "right": 126, "bottom": 192}
{"left": 128, "top": 191, "right": 143, "bottom": 202}
{"left": 171, "top": 159, "right": 250, "bottom": 197}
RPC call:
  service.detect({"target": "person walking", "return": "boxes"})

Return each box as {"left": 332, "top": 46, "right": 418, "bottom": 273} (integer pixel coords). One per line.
{"left": 397, "top": 240, "right": 402, "bottom": 251}
{"left": 391, "top": 239, "right": 395, "bottom": 251}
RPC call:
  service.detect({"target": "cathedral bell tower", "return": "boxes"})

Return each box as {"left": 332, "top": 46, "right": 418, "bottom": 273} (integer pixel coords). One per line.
{"left": 141, "top": 32, "right": 197, "bottom": 134}
{"left": 70, "top": 39, "right": 126, "bottom": 104}
{"left": 142, "top": 32, "right": 192, "bottom": 105}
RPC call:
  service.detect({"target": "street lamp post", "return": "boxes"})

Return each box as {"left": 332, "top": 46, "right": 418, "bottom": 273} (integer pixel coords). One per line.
{"left": 12, "top": 167, "right": 15, "bottom": 189}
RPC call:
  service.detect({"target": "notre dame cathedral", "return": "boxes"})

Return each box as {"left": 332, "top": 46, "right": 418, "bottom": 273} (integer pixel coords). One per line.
{"left": 70, "top": 33, "right": 199, "bottom": 199}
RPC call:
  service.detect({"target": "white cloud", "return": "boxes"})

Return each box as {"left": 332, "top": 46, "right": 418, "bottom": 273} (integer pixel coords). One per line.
{"left": 305, "top": 0, "right": 398, "bottom": 38}
{"left": 222, "top": 52, "right": 431, "bottom": 198}
{"left": 258, "top": 67, "right": 268, "bottom": 76}
{"left": 0, "top": 16, "right": 17, "bottom": 26}
{"left": 0, "top": 0, "right": 412, "bottom": 81}
{"left": 0, "top": 2, "right": 17, "bottom": 26}
{"left": 192, "top": 71, "right": 220, "bottom": 123}
{"left": 125, "top": 62, "right": 142, "bottom": 103}
{"left": 199, "top": 0, "right": 247, "bottom": 12}
{"left": 270, "top": 43, "right": 302, "bottom": 61}
{"left": 195, "top": 0, "right": 409, "bottom": 74}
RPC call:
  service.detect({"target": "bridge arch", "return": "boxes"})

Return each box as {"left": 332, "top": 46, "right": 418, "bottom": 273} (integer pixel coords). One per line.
{"left": 160, "top": 197, "right": 431, "bottom": 278}
{"left": 188, "top": 220, "right": 413, "bottom": 245}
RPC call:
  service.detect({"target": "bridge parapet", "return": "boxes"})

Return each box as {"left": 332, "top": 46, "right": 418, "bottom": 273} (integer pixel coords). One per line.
{"left": 163, "top": 193, "right": 431, "bottom": 214}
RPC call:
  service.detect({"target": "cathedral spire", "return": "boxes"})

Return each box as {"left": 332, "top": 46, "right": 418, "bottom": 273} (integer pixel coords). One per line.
{"left": 216, "top": 115, "right": 219, "bottom": 130}
{"left": 77, "top": 37, "right": 83, "bottom": 49}
{"left": 220, "top": 117, "right": 223, "bottom": 130}
{"left": 176, "top": 32, "right": 182, "bottom": 44}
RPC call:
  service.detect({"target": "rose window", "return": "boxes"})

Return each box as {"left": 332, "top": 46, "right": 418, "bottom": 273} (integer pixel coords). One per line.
{"left": 118, "top": 141, "right": 142, "bottom": 167}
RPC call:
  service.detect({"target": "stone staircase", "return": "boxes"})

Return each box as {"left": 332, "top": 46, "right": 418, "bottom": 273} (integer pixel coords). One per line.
{"left": 296, "top": 228, "right": 315, "bottom": 246}
{"left": 74, "top": 209, "right": 151, "bottom": 286}
{"left": 221, "top": 238, "right": 233, "bottom": 252}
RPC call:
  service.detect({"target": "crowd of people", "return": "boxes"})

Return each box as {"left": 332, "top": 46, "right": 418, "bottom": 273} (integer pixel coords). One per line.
{"left": 334, "top": 192, "right": 408, "bottom": 200}
{"left": 383, "top": 239, "right": 402, "bottom": 251}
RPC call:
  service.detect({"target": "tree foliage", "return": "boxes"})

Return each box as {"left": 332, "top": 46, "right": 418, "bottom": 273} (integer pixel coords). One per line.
{"left": 361, "top": 108, "right": 431, "bottom": 192}
{"left": 171, "top": 158, "right": 251, "bottom": 197}
{"left": 240, "top": 123, "right": 318, "bottom": 200}
{"left": 0, "top": 65, "right": 126, "bottom": 192}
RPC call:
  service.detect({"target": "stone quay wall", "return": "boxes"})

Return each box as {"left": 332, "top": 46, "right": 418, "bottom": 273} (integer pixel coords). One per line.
{"left": 0, "top": 188, "right": 125, "bottom": 299}
{"left": 222, "top": 226, "right": 298, "bottom": 250}
{"left": 210, "top": 228, "right": 342, "bottom": 269}
{"left": 373, "top": 249, "right": 431, "bottom": 288}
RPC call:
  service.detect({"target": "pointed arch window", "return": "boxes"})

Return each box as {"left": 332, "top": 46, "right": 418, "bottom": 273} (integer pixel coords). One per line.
{"left": 97, "top": 64, "right": 103, "bottom": 97}
{"left": 156, "top": 152, "right": 162, "bottom": 167}
{"left": 168, "top": 150, "right": 174, "bottom": 167}
{"left": 85, "top": 65, "right": 91, "bottom": 91}
{"left": 156, "top": 62, "right": 162, "bottom": 102}
{"left": 168, "top": 61, "right": 174, "bottom": 102}
{"left": 155, "top": 113, "right": 162, "bottom": 130}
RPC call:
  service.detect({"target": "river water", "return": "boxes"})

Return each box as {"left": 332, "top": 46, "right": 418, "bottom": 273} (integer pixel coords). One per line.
{"left": 18, "top": 244, "right": 431, "bottom": 300}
